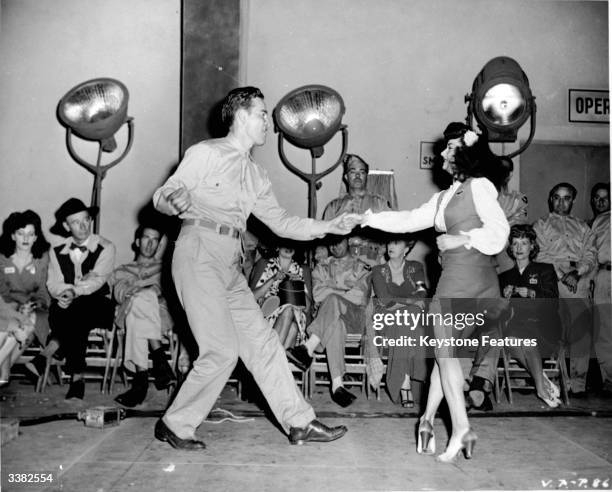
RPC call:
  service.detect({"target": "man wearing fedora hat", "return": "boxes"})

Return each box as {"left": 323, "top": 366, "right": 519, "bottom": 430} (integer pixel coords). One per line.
{"left": 26, "top": 198, "right": 115, "bottom": 399}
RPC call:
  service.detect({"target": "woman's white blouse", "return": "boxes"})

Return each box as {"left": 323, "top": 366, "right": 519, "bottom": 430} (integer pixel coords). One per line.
{"left": 362, "top": 177, "right": 509, "bottom": 255}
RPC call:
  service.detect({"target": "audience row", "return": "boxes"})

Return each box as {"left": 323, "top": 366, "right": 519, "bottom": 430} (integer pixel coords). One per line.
{"left": 0, "top": 173, "right": 608, "bottom": 411}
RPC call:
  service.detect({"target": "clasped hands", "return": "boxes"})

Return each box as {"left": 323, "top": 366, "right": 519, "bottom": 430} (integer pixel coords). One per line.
{"left": 57, "top": 288, "right": 76, "bottom": 309}
{"left": 327, "top": 213, "right": 365, "bottom": 235}
{"left": 503, "top": 285, "right": 535, "bottom": 298}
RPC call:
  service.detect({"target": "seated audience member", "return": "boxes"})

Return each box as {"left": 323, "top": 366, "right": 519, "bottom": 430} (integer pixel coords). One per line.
{"left": 313, "top": 241, "right": 330, "bottom": 268}
{"left": 112, "top": 224, "right": 176, "bottom": 407}
{"left": 241, "top": 229, "right": 260, "bottom": 280}
{"left": 371, "top": 235, "right": 427, "bottom": 407}
{"left": 249, "top": 240, "right": 312, "bottom": 349}
{"left": 499, "top": 224, "right": 562, "bottom": 407}
{"left": 323, "top": 154, "right": 391, "bottom": 266}
{"left": 587, "top": 185, "right": 611, "bottom": 396}
{"left": 0, "top": 293, "right": 34, "bottom": 384}
{"left": 496, "top": 157, "right": 529, "bottom": 273}
{"left": 26, "top": 198, "right": 115, "bottom": 400}
{"left": 588, "top": 182, "right": 610, "bottom": 226}
{"left": 533, "top": 182, "right": 596, "bottom": 398}
{"left": 0, "top": 210, "right": 51, "bottom": 382}
{"left": 287, "top": 236, "right": 371, "bottom": 407}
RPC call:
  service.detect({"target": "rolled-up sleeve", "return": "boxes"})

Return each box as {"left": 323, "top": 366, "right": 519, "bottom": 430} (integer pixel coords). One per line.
{"left": 464, "top": 178, "right": 510, "bottom": 255}
{"left": 111, "top": 267, "right": 135, "bottom": 304}
{"left": 252, "top": 175, "right": 327, "bottom": 241}
{"left": 361, "top": 193, "right": 439, "bottom": 233}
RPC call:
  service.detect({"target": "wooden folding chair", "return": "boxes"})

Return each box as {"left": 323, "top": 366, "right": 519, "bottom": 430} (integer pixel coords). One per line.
{"left": 308, "top": 333, "right": 368, "bottom": 399}
{"left": 495, "top": 345, "right": 570, "bottom": 405}
{"left": 36, "top": 327, "right": 114, "bottom": 393}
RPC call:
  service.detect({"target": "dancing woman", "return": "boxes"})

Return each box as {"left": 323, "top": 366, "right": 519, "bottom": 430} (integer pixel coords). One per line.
{"left": 356, "top": 123, "right": 509, "bottom": 462}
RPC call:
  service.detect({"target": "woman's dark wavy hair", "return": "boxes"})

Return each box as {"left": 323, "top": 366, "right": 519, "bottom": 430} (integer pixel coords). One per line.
{"left": 506, "top": 224, "right": 539, "bottom": 261}
{"left": 451, "top": 130, "right": 506, "bottom": 191}
{"left": 0, "top": 210, "right": 50, "bottom": 259}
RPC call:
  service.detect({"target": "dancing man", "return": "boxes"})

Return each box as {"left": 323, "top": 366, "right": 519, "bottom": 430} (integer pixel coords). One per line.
{"left": 152, "top": 86, "right": 357, "bottom": 449}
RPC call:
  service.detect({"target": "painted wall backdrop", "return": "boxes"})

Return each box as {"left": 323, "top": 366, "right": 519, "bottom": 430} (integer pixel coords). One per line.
{"left": 0, "top": 0, "right": 608, "bottom": 267}
{"left": 243, "top": 0, "right": 608, "bottom": 261}
{"left": 0, "top": 0, "right": 180, "bottom": 266}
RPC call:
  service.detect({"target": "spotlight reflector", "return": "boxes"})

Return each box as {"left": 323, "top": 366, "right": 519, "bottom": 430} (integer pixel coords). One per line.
{"left": 274, "top": 85, "right": 345, "bottom": 156}
{"left": 466, "top": 56, "right": 535, "bottom": 150}
{"left": 58, "top": 78, "right": 129, "bottom": 152}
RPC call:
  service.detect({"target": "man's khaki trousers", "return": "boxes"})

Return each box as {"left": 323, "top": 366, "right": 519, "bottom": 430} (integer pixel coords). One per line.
{"left": 163, "top": 226, "right": 315, "bottom": 439}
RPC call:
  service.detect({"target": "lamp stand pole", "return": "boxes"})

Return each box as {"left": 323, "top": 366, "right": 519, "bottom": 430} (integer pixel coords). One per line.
{"left": 64, "top": 118, "right": 134, "bottom": 233}
{"left": 277, "top": 126, "right": 348, "bottom": 219}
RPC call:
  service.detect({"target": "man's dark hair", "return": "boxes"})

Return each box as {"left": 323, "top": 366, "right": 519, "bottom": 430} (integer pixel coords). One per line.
{"left": 221, "top": 86, "right": 264, "bottom": 128}
{"left": 342, "top": 154, "right": 370, "bottom": 175}
{"left": 549, "top": 182, "right": 577, "bottom": 201}
{"left": 591, "top": 182, "right": 610, "bottom": 200}
{"left": 135, "top": 223, "right": 164, "bottom": 241}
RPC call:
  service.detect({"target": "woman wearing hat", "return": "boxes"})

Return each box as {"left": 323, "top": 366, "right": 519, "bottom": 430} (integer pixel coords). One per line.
{"left": 354, "top": 123, "right": 509, "bottom": 462}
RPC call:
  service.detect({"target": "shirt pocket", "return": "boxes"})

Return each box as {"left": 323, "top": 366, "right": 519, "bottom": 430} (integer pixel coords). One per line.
{"left": 201, "top": 171, "right": 232, "bottom": 193}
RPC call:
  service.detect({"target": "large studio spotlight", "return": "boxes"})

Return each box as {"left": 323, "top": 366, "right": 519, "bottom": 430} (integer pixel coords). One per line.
{"left": 57, "top": 78, "right": 134, "bottom": 233}
{"left": 465, "top": 56, "right": 536, "bottom": 158}
{"left": 273, "top": 84, "right": 348, "bottom": 218}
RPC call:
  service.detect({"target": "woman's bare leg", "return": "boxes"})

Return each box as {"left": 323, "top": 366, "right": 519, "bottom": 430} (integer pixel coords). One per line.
{"left": 283, "top": 322, "right": 298, "bottom": 349}
{"left": 436, "top": 357, "right": 472, "bottom": 461}
{"left": 422, "top": 361, "right": 444, "bottom": 423}
{"left": 273, "top": 308, "right": 294, "bottom": 347}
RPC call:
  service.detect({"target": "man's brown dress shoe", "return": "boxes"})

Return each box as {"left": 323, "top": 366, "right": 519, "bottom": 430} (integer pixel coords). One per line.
{"left": 288, "top": 419, "right": 348, "bottom": 445}
{"left": 154, "top": 419, "right": 206, "bottom": 450}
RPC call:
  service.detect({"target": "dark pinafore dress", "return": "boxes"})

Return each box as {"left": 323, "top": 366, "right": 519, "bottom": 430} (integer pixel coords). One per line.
{"left": 429, "top": 178, "right": 501, "bottom": 355}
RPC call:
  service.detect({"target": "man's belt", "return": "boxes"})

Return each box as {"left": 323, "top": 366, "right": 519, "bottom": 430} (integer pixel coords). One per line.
{"left": 599, "top": 262, "right": 612, "bottom": 271}
{"left": 182, "top": 219, "right": 241, "bottom": 239}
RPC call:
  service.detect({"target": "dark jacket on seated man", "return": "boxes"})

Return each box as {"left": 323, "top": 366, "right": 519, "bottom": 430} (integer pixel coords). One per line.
{"left": 47, "top": 199, "right": 116, "bottom": 381}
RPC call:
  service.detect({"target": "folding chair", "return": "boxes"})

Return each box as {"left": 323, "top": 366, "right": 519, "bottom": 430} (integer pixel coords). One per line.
{"left": 308, "top": 333, "right": 368, "bottom": 399}
{"left": 36, "top": 327, "right": 114, "bottom": 393}
{"left": 107, "top": 328, "right": 179, "bottom": 394}
{"left": 495, "top": 345, "right": 570, "bottom": 405}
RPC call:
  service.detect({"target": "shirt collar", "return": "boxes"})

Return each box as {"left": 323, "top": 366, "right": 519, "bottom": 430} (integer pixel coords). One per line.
{"left": 550, "top": 212, "right": 572, "bottom": 219}
{"left": 226, "top": 133, "right": 253, "bottom": 156}
{"left": 60, "top": 234, "right": 99, "bottom": 254}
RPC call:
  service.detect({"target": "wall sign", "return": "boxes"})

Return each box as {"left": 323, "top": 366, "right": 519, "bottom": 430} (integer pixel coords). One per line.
{"left": 419, "top": 141, "right": 437, "bottom": 169}
{"left": 569, "top": 89, "right": 609, "bottom": 123}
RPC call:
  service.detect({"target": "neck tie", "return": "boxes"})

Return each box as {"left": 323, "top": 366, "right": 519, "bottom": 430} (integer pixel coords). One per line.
{"left": 70, "top": 243, "right": 87, "bottom": 253}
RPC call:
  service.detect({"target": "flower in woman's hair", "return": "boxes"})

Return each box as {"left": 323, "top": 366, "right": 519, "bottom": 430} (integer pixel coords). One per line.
{"left": 463, "top": 130, "right": 479, "bottom": 147}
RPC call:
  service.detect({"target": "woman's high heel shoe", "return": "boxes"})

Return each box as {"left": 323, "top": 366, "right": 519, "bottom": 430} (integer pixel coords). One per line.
{"left": 416, "top": 417, "right": 435, "bottom": 455}
{"left": 435, "top": 428, "right": 477, "bottom": 463}
{"left": 400, "top": 388, "right": 414, "bottom": 408}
